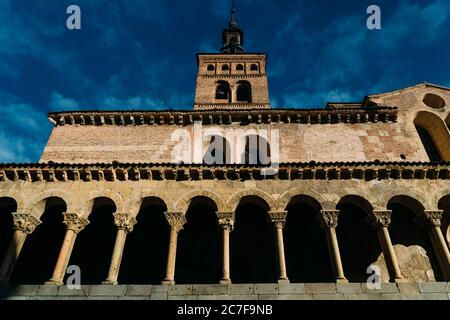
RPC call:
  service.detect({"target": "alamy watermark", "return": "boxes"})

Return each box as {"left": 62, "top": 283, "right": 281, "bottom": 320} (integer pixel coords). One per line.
{"left": 366, "top": 264, "right": 381, "bottom": 290}
{"left": 170, "top": 121, "right": 280, "bottom": 176}
{"left": 66, "top": 5, "right": 81, "bottom": 30}
{"left": 66, "top": 264, "right": 81, "bottom": 289}
{"left": 367, "top": 5, "right": 381, "bottom": 30}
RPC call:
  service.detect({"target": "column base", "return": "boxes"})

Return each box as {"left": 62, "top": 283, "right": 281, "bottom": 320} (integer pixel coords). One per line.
{"left": 44, "top": 279, "right": 63, "bottom": 285}
{"left": 335, "top": 278, "right": 349, "bottom": 284}
{"left": 277, "top": 279, "right": 290, "bottom": 285}
{"left": 161, "top": 280, "right": 175, "bottom": 285}
{"left": 393, "top": 277, "right": 407, "bottom": 283}
{"left": 101, "top": 280, "right": 118, "bottom": 285}
{"left": 219, "top": 279, "right": 231, "bottom": 285}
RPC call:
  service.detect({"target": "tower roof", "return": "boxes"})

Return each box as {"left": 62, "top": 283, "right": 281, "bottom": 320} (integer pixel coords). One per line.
{"left": 220, "top": 0, "right": 244, "bottom": 53}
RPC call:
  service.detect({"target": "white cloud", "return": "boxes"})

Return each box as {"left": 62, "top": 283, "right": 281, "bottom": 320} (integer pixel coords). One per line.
{"left": 49, "top": 92, "right": 79, "bottom": 111}
{"left": 0, "top": 93, "right": 49, "bottom": 162}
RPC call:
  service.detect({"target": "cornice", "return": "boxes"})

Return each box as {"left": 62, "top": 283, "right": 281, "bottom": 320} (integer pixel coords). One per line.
{"left": 0, "top": 161, "right": 448, "bottom": 182}
{"left": 47, "top": 107, "right": 398, "bottom": 127}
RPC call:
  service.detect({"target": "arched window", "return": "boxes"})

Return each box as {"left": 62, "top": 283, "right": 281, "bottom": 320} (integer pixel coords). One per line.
{"left": 221, "top": 64, "right": 229, "bottom": 71}
{"left": 215, "top": 81, "right": 231, "bottom": 102}
{"left": 243, "top": 135, "right": 271, "bottom": 165}
{"left": 203, "top": 135, "right": 231, "bottom": 165}
{"left": 236, "top": 64, "right": 244, "bottom": 71}
{"left": 236, "top": 81, "right": 252, "bottom": 103}
{"left": 250, "top": 64, "right": 258, "bottom": 71}
{"left": 414, "top": 111, "right": 449, "bottom": 162}
{"left": 415, "top": 126, "right": 442, "bottom": 162}
{"left": 207, "top": 64, "right": 215, "bottom": 71}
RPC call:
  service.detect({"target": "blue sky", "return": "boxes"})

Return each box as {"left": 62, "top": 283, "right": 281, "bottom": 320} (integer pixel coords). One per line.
{"left": 1, "top": 0, "right": 450, "bottom": 162}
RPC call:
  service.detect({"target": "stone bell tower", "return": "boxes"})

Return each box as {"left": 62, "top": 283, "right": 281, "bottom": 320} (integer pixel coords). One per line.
{"left": 194, "top": 0, "right": 270, "bottom": 110}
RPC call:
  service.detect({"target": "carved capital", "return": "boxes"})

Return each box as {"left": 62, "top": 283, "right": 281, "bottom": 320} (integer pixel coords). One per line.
{"left": 114, "top": 213, "right": 137, "bottom": 233}
{"left": 319, "top": 210, "right": 340, "bottom": 229}
{"left": 216, "top": 212, "right": 235, "bottom": 230}
{"left": 368, "top": 210, "right": 392, "bottom": 228}
{"left": 268, "top": 211, "right": 288, "bottom": 229}
{"left": 164, "top": 212, "right": 186, "bottom": 232}
{"left": 63, "top": 213, "right": 90, "bottom": 233}
{"left": 12, "top": 213, "right": 42, "bottom": 234}
{"left": 417, "top": 210, "right": 444, "bottom": 228}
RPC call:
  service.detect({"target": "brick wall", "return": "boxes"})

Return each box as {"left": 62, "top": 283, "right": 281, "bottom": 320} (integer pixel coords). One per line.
{"left": 40, "top": 84, "right": 450, "bottom": 164}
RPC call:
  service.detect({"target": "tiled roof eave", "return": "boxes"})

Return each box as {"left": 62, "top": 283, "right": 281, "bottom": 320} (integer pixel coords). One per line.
{"left": 0, "top": 161, "right": 448, "bottom": 182}
{"left": 47, "top": 106, "right": 398, "bottom": 127}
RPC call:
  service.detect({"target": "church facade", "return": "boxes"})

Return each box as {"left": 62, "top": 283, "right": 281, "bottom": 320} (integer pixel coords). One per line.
{"left": 0, "top": 7, "right": 450, "bottom": 300}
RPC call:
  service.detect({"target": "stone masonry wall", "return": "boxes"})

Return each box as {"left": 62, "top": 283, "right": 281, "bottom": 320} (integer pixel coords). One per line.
{"left": 40, "top": 85, "right": 450, "bottom": 164}
{"left": 1, "top": 283, "right": 450, "bottom": 300}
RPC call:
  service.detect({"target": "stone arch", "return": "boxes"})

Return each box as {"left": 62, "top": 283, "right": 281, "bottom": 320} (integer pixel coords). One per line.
{"left": 138, "top": 189, "right": 175, "bottom": 212}
{"left": 0, "top": 196, "right": 17, "bottom": 270}
{"left": 0, "top": 190, "right": 25, "bottom": 212}
{"left": 120, "top": 191, "right": 171, "bottom": 284}
{"left": 388, "top": 195, "right": 426, "bottom": 216}
{"left": 380, "top": 189, "right": 431, "bottom": 210}
{"left": 235, "top": 80, "right": 252, "bottom": 103}
{"left": 69, "top": 193, "right": 117, "bottom": 284}
{"left": 431, "top": 188, "right": 450, "bottom": 209}
{"left": 10, "top": 193, "right": 67, "bottom": 284}
{"left": 414, "top": 110, "right": 450, "bottom": 161}
{"left": 283, "top": 193, "right": 333, "bottom": 282}
{"left": 215, "top": 80, "right": 231, "bottom": 102}
{"left": 82, "top": 189, "right": 125, "bottom": 217}
{"left": 335, "top": 188, "right": 378, "bottom": 209}
{"left": 25, "top": 189, "right": 72, "bottom": 218}
{"left": 437, "top": 194, "right": 450, "bottom": 248}
{"left": 176, "top": 189, "right": 226, "bottom": 213}
{"left": 227, "top": 189, "right": 275, "bottom": 212}
{"left": 336, "top": 195, "right": 381, "bottom": 282}
{"left": 387, "top": 195, "right": 442, "bottom": 281}
{"left": 337, "top": 194, "right": 374, "bottom": 215}
{"left": 176, "top": 194, "right": 221, "bottom": 284}
{"left": 276, "top": 189, "right": 330, "bottom": 211}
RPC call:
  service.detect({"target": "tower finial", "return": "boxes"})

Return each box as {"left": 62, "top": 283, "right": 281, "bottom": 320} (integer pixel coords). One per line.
{"left": 230, "top": 0, "right": 237, "bottom": 28}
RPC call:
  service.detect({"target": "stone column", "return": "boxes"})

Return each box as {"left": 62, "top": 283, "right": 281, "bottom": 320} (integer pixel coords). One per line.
{"left": 319, "top": 210, "right": 348, "bottom": 283}
{"left": 269, "top": 211, "right": 289, "bottom": 284}
{"left": 216, "top": 211, "right": 234, "bottom": 284}
{"left": 417, "top": 210, "right": 450, "bottom": 280}
{"left": 0, "top": 213, "right": 42, "bottom": 284}
{"left": 46, "top": 213, "right": 89, "bottom": 285}
{"left": 162, "top": 212, "right": 186, "bottom": 285}
{"left": 103, "top": 213, "right": 137, "bottom": 285}
{"left": 367, "top": 210, "right": 404, "bottom": 282}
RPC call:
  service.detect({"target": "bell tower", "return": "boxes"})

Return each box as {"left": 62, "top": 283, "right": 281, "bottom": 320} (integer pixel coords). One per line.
{"left": 194, "top": 0, "right": 270, "bottom": 111}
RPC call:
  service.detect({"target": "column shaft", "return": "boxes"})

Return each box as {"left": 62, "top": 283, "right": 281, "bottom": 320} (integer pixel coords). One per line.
{"left": 276, "top": 226, "right": 288, "bottom": 281}
{"left": 163, "top": 227, "right": 179, "bottom": 284}
{"left": 162, "top": 211, "right": 185, "bottom": 285}
{"left": 269, "top": 211, "right": 289, "bottom": 283}
{"left": 46, "top": 213, "right": 89, "bottom": 285}
{"left": 432, "top": 227, "right": 450, "bottom": 280}
{"left": 0, "top": 230, "right": 28, "bottom": 283}
{"left": 103, "top": 229, "right": 127, "bottom": 285}
{"left": 102, "top": 213, "right": 136, "bottom": 285}
{"left": 220, "top": 227, "right": 231, "bottom": 284}
{"left": 0, "top": 213, "right": 41, "bottom": 284}
{"left": 418, "top": 210, "right": 450, "bottom": 281}
{"left": 320, "top": 210, "right": 347, "bottom": 283}
{"left": 326, "top": 227, "right": 347, "bottom": 281}
{"left": 368, "top": 210, "right": 404, "bottom": 282}
{"left": 47, "top": 230, "right": 77, "bottom": 284}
